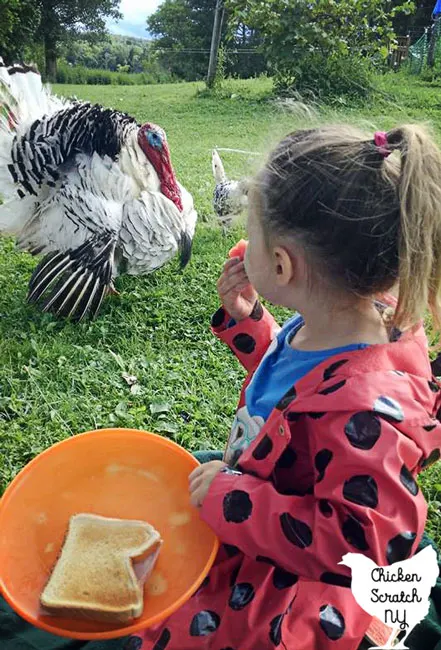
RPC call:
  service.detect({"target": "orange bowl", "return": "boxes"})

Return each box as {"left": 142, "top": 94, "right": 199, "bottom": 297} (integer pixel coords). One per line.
{"left": 0, "top": 428, "right": 219, "bottom": 640}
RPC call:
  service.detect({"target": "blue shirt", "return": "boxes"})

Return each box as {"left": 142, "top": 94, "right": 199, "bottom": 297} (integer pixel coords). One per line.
{"left": 224, "top": 315, "right": 369, "bottom": 465}
{"left": 246, "top": 314, "right": 369, "bottom": 421}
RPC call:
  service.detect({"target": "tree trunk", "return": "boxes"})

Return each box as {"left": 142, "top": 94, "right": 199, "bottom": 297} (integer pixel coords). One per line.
{"left": 44, "top": 34, "right": 57, "bottom": 82}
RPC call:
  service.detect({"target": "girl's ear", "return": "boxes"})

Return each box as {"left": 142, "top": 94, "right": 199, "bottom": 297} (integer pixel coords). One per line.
{"left": 273, "top": 246, "right": 295, "bottom": 287}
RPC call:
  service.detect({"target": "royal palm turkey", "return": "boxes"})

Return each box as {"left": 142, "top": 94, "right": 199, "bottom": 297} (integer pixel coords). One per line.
{"left": 0, "top": 62, "right": 197, "bottom": 321}
{"left": 212, "top": 149, "right": 248, "bottom": 229}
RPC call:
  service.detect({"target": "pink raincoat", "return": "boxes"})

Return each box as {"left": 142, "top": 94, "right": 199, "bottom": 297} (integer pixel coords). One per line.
{"left": 134, "top": 300, "right": 441, "bottom": 650}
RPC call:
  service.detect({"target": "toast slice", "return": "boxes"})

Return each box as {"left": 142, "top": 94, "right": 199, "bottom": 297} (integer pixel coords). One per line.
{"left": 40, "top": 513, "right": 162, "bottom": 623}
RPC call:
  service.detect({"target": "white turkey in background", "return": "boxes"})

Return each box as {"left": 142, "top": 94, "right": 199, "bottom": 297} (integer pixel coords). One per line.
{"left": 0, "top": 61, "right": 197, "bottom": 321}
{"left": 212, "top": 149, "right": 248, "bottom": 228}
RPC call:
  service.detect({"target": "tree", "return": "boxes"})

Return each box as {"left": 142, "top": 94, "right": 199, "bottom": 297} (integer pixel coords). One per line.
{"left": 147, "top": 0, "right": 265, "bottom": 80}
{"left": 226, "top": 0, "right": 415, "bottom": 95}
{"left": 148, "top": 0, "right": 219, "bottom": 80}
{"left": 0, "top": 0, "right": 41, "bottom": 62}
{"left": 36, "top": 0, "right": 122, "bottom": 81}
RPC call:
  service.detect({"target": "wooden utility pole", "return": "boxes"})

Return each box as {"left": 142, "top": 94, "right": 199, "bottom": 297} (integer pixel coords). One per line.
{"left": 428, "top": 16, "right": 440, "bottom": 68}
{"left": 206, "top": 0, "right": 225, "bottom": 88}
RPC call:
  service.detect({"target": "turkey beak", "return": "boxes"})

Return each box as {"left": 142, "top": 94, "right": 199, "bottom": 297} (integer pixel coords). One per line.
{"left": 179, "top": 231, "right": 193, "bottom": 269}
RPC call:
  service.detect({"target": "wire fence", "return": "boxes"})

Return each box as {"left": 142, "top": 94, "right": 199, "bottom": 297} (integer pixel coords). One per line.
{"left": 407, "top": 19, "right": 441, "bottom": 74}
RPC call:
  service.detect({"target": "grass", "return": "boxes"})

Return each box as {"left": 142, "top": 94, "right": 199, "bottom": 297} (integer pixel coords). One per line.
{"left": 1, "top": 75, "right": 440, "bottom": 545}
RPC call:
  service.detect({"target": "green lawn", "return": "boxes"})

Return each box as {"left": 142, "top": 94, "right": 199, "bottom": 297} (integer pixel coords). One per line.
{"left": 0, "top": 75, "right": 440, "bottom": 544}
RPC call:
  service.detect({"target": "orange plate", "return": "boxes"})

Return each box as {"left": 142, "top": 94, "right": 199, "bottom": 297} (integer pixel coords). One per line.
{"left": 0, "top": 428, "right": 219, "bottom": 640}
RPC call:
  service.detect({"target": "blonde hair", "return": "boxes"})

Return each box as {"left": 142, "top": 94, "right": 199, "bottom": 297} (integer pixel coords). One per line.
{"left": 256, "top": 124, "right": 441, "bottom": 333}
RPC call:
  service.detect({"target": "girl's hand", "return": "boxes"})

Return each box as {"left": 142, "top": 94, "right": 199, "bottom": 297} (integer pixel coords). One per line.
{"left": 189, "top": 461, "right": 226, "bottom": 508}
{"left": 217, "top": 258, "right": 258, "bottom": 322}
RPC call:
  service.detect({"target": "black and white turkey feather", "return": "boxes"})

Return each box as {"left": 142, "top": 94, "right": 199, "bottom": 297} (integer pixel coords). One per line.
{"left": 212, "top": 149, "right": 248, "bottom": 228}
{"left": 0, "top": 61, "right": 197, "bottom": 321}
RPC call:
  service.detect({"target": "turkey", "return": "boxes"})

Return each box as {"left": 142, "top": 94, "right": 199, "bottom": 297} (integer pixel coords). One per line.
{"left": 0, "top": 61, "right": 197, "bottom": 321}
{"left": 212, "top": 149, "right": 248, "bottom": 228}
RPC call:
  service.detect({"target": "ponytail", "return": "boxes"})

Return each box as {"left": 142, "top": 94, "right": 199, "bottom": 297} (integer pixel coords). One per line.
{"left": 386, "top": 125, "right": 441, "bottom": 332}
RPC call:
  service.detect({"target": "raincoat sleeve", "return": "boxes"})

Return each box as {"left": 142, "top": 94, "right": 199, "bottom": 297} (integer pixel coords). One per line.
{"left": 211, "top": 301, "right": 280, "bottom": 373}
{"left": 201, "top": 410, "right": 427, "bottom": 580}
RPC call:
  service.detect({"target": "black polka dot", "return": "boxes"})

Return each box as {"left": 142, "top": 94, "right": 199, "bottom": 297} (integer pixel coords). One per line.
{"left": 315, "top": 449, "right": 333, "bottom": 482}
{"left": 189, "top": 611, "right": 220, "bottom": 637}
{"left": 428, "top": 379, "right": 440, "bottom": 393}
{"left": 223, "top": 490, "right": 253, "bottom": 523}
{"left": 308, "top": 411, "right": 326, "bottom": 419}
{"left": 232, "top": 333, "right": 256, "bottom": 354}
{"left": 323, "top": 359, "right": 348, "bottom": 381}
{"left": 319, "top": 380, "right": 346, "bottom": 395}
{"left": 285, "top": 411, "right": 301, "bottom": 422}
{"left": 279, "top": 485, "right": 313, "bottom": 496}
{"left": 373, "top": 396, "right": 404, "bottom": 422}
{"left": 386, "top": 532, "right": 416, "bottom": 564}
{"left": 249, "top": 301, "right": 264, "bottom": 321}
{"left": 252, "top": 435, "right": 273, "bottom": 460}
{"left": 198, "top": 576, "right": 210, "bottom": 590}
{"left": 342, "top": 515, "right": 370, "bottom": 551}
{"left": 319, "top": 499, "right": 333, "bottom": 517}
{"left": 229, "top": 564, "right": 240, "bottom": 587}
{"left": 319, "top": 604, "right": 346, "bottom": 640}
{"left": 399, "top": 465, "right": 419, "bottom": 496}
{"left": 125, "top": 638, "right": 143, "bottom": 650}
{"left": 152, "top": 629, "right": 171, "bottom": 650}
{"left": 269, "top": 614, "right": 284, "bottom": 646}
{"left": 256, "top": 555, "right": 277, "bottom": 566}
{"left": 423, "top": 423, "right": 437, "bottom": 432}
{"left": 276, "top": 386, "right": 297, "bottom": 410}
{"left": 211, "top": 307, "right": 226, "bottom": 328}
{"left": 223, "top": 543, "right": 241, "bottom": 557}
{"left": 343, "top": 475, "right": 378, "bottom": 508}
{"left": 272, "top": 568, "right": 299, "bottom": 589}
{"left": 275, "top": 446, "right": 297, "bottom": 469}
{"left": 421, "top": 448, "right": 441, "bottom": 468}
{"left": 220, "top": 648, "right": 235, "bottom": 650}
{"left": 320, "top": 573, "right": 351, "bottom": 588}
{"left": 280, "top": 512, "right": 313, "bottom": 548}
{"left": 344, "top": 412, "right": 381, "bottom": 450}
{"left": 229, "top": 582, "right": 255, "bottom": 610}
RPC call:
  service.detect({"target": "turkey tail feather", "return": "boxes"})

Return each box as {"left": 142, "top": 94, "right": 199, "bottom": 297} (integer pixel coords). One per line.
{"left": 179, "top": 231, "right": 193, "bottom": 269}
{"left": 27, "top": 234, "right": 116, "bottom": 321}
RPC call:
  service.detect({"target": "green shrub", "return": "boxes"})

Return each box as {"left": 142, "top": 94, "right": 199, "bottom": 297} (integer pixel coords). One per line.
{"left": 55, "top": 61, "right": 176, "bottom": 86}
{"left": 273, "top": 54, "right": 376, "bottom": 103}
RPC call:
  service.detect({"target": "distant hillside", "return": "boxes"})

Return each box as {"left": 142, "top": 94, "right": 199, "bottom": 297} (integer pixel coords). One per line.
{"left": 61, "top": 34, "right": 154, "bottom": 73}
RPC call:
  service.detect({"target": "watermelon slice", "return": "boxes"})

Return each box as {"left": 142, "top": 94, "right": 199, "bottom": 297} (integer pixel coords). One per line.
{"left": 228, "top": 239, "right": 248, "bottom": 261}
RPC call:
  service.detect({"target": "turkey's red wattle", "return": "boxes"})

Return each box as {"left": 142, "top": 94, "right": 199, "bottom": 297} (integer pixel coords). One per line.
{"left": 138, "top": 125, "right": 183, "bottom": 212}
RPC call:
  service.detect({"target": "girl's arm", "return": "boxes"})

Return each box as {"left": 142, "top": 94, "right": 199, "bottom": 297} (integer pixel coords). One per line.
{"left": 213, "top": 255, "right": 281, "bottom": 373}
{"left": 200, "top": 412, "right": 426, "bottom": 580}
{"left": 211, "top": 301, "right": 280, "bottom": 374}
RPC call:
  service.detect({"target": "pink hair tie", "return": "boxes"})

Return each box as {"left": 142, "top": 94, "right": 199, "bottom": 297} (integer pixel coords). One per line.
{"left": 374, "top": 131, "right": 391, "bottom": 158}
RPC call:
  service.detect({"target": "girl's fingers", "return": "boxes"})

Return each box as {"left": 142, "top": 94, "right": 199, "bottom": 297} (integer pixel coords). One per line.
{"left": 223, "top": 257, "right": 241, "bottom": 272}
{"left": 189, "top": 465, "right": 204, "bottom": 482}
{"left": 189, "top": 476, "right": 203, "bottom": 495}
{"left": 219, "top": 275, "right": 250, "bottom": 296}
{"left": 219, "top": 266, "right": 249, "bottom": 289}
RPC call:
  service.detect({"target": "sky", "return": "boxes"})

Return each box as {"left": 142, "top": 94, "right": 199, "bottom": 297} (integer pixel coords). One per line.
{"left": 107, "top": 0, "right": 162, "bottom": 39}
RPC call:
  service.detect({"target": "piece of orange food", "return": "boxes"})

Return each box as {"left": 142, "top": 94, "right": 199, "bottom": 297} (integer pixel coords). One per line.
{"left": 228, "top": 239, "right": 248, "bottom": 261}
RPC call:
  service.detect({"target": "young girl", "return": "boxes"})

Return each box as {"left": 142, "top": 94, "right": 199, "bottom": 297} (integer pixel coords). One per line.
{"left": 128, "top": 124, "right": 441, "bottom": 650}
